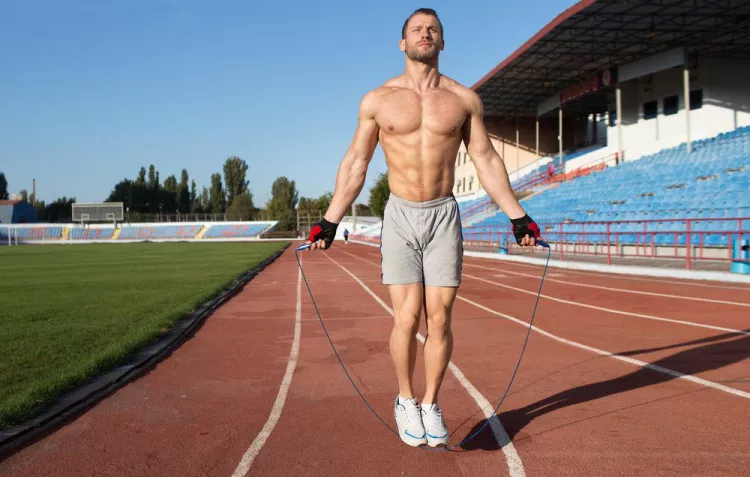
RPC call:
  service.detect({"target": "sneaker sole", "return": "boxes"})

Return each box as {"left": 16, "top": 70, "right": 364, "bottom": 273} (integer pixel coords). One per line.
{"left": 426, "top": 435, "right": 449, "bottom": 447}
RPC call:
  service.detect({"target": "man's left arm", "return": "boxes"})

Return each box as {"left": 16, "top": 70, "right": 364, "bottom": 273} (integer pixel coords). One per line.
{"left": 461, "top": 90, "right": 540, "bottom": 246}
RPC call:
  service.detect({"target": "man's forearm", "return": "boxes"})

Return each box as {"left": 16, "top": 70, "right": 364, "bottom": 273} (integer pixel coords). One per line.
{"left": 324, "top": 156, "right": 368, "bottom": 223}
{"left": 475, "top": 153, "right": 526, "bottom": 220}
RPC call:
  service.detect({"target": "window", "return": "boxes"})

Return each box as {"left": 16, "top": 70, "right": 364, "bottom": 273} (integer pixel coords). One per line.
{"left": 462, "top": 177, "right": 466, "bottom": 192}
{"left": 608, "top": 111, "right": 617, "bottom": 127}
{"left": 643, "top": 100, "right": 658, "bottom": 120}
{"left": 469, "top": 176, "right": 474, "bottom": 191}
{"left": 663, "top": 95, "right": 678, "bottom": 116}
{"left": 690, "top": 89, "right": 703, "bottom": 110}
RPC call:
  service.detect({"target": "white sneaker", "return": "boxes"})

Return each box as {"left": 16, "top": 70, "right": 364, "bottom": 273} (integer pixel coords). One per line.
{"left": 421, "top": 403, "right": 449, "bottom": 447}
{"left": 394, "top": 396, "right": 427, "bottom": 447}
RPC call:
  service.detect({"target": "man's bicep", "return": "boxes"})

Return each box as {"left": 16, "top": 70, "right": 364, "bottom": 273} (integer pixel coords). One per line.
{"left": 349, "top": 116, "right": 379, "bottom": 160}
{"left": 348, "top": 94, "right": 380, "bottom": 161}
{"left": 463, "top": 112, "right": 494, "bottom": 165}
{"left": 462, "top": 93, "right": 494, "bottom": 164}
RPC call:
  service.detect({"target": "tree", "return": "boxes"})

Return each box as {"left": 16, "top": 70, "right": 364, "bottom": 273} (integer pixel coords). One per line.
{"left": 136, "top": 167, "right": 147, "bottom": 186}
{"left": 223, "top": 156, "right": 249, "bottom": 206}
{"left": 317, "top": 192, "right": 333, "bottom": 213}
{"left": 266, "top": 176, "right": 298, "bottom": 230}
{"left": 200, "top": 186, "right": 210, "bottom": 214}
{"left": 45, "top": 197, "right": 76, "bottom": 223}
{"left": 297, "top": 192, "right": 333, "bottom": 213}
{"left": 0, "top": 172, "right": 8, "bottom": 200}
{"left": 190, "top": 179, "right": 198, "bottom": 213}
{"left": 148, "top": 165, "right": 157, "bottom": 188}
{"left": 34, "top": 199, "right": 46, "bottom": 222}
{"left": 163, "top": 175, "right": 178, "bottom": 195}
{"left": 369, "top": 172, "right": 390, "bottom": 218}
{"left": 178, "top": 169, "right": 190, "bottom": 213}
{"left": 354, "top": 203, "right": 373, "bottom": 216}
{"left": 161, "top": 175, "right": 178, "bottom": 213}
{"left": 20, "top": 189, "right": 28, "bottom": 202}
{"left": 209, "top": 173, "right": 226, "bottom": 214}
{"left": 107, "top": 179, "right": 151, "bottom": 213}
{"left": 226, "top": 193, "right": 254, "bottom": 220}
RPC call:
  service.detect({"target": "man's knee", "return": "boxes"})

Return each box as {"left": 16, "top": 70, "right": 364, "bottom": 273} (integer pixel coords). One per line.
{"left": 426, "top": 311, "right": 451, "bottom": 339}
{"left": 393, "top": 312, "right": 420, "bottom": 335}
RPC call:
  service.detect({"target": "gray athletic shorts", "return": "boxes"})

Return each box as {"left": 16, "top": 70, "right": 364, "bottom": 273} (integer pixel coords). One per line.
{"left": 380, "top": 193, "right": 463, "bottom": 288}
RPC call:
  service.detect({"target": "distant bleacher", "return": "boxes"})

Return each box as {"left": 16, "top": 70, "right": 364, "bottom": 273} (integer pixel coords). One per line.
{"left": 1, "top": 220, "right": 280, "bottom": 245}
{"left": 118, "top": 224, "right": 203, "bottom": 240}
{"left": 69, "top": 228, "right": 114, "bottom": 240}
{"left": 0, "top": 226, "right": 62, "bottom": 240}
{"left": 202, "top": 222, "right": 275, "bottom": 239}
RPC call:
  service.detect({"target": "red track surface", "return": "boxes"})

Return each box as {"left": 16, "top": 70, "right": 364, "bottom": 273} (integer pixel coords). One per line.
{"left": 2, "top": 243, "right": 749, "bottom": 476}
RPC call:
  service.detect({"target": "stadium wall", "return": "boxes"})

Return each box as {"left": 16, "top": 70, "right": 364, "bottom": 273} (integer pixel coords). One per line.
{"left": 452, "top": 116, "right": 585, "bottom": 197}
{"left": 610, "top": 56, "right": 750, "bottom": 161}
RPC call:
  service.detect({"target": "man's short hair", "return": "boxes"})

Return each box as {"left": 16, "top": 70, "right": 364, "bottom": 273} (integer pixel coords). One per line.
{"left": 401, "top": 8, "right": 443, "bottom": 39}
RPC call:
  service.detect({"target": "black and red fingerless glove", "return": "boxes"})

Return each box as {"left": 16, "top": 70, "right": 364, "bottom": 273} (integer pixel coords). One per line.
{"left": 308, "top": 218, "right": 339, "bottom": 249}
{"left": 510, "top": 214, "right": 541, "bottom": 245}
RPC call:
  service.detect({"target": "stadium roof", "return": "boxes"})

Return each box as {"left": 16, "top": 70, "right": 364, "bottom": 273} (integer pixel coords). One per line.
{"left": 473, "top": 0, "right": 750, "bottom": 117}
{"left": 0, "top": 200, "right": 21, "bottom": 206}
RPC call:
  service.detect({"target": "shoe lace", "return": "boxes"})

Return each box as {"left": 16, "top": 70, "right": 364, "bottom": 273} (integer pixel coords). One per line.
{"left": 400, "top": 401, "right": 422, "bottom": 427}
{"left": 423, "top": 406, "right": 444, "bottom": 428}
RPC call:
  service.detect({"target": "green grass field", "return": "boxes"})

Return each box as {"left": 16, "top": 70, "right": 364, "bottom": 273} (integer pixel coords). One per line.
{"left": 0, "top": 241, "right": 287, "bottom": 429}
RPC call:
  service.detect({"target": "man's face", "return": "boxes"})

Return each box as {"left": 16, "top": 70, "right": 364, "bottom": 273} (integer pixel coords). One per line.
{"left": 400, "top": 14, "right": 443, "bottom": 62}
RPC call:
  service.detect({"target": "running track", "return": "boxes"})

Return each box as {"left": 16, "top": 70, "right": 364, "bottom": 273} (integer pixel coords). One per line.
{"left": 1, "top": 243, "right": 749, "bottom": 476}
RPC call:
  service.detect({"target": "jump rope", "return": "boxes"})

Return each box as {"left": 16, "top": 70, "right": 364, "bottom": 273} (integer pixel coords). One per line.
{"left": 294, "top": 237, "right": 550, "bottom": 451}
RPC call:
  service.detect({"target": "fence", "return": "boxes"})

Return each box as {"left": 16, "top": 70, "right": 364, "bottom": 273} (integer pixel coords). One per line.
{"left": 462, "top": 217, "right": 750, "bottom": 270}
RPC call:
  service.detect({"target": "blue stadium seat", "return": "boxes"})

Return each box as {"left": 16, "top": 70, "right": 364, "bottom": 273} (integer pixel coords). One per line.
{"left": 467, "top": 126, "right": 750, "bottom": 248}
{"left": 202, "top": 222, "right": 274, "bottom": 239}
{"left": 118, "top": 224, "right": 203, "bottom": 240}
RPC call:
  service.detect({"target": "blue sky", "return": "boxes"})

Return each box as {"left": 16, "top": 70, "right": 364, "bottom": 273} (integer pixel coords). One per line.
{"left": 0, "top": 0, "right": 572, "bottom": 206}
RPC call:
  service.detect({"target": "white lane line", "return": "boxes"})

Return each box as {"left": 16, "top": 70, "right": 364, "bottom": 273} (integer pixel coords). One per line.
{"left": 462, "top": 273, "right": 750, "bottom": 337}
{"left": 232, "top": 265, "right": 303, "bottom": 477}
{"left": 468, "top": 256, "right": 750, "bottom": 291}
{"left": 458, "top": 295, "right": 750, "bottom": 401}
{"left": 464, "top": 263, "right": 750, "bottom": 308}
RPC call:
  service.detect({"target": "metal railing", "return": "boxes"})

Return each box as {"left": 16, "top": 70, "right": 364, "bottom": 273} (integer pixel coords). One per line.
{"left": 463, "top": 217, "right": 750, "bottom": 270}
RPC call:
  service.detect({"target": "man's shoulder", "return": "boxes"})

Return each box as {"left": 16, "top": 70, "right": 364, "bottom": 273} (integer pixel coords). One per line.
{"left": 359, "top": 80, "right": 406, "bottom": 114}
{"left": 440, "top": 76, "right": 482, "bottom": 109}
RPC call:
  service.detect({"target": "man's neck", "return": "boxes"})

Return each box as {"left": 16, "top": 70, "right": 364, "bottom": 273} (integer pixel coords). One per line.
{"left": 404, "top": 59, "right": 440, "bottom": 92}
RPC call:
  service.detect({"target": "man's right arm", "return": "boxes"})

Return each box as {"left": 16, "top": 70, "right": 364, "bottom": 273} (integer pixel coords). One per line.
{"left": 307, "top": 91, "right": 380, "bottom": 250}
{"left": 324, "top": 91, "right": 380, "bottom": 223}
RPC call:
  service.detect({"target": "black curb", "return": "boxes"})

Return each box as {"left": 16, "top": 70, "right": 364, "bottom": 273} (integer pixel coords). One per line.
{"left": 0, "top": 243, "right": 290, "bottom": 459}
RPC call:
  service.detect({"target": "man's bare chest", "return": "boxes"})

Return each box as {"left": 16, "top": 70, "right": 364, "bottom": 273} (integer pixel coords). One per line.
{"left": 376, "top": 90, "right": 467, "bottom": 137}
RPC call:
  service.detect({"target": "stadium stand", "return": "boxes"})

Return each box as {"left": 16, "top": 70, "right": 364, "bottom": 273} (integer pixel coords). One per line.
{"left": 0, "top": 226, "right": 62, "bottom": 240}
{"left": 69, "top": 228, "right": 115, "bottom": 240}
{"left": 467, "top": 127, "right": 750, "bottom": 247}
{"left": 202, "top": 222, "right": 275, "bottom": 239}
{"left": 117, "top": 224, "right": 203, "bottom": 240}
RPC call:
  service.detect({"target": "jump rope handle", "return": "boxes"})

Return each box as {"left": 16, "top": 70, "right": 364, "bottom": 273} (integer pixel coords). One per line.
{"left": 536, "top": 239, "right": 550, "bottom": 249}
{"left": 296, "top": 243, "right": 311, "bottom": 251}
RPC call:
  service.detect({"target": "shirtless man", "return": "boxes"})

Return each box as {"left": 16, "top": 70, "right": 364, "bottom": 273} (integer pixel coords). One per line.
{"left": 305, "top": 8, "right": 541, "bottom": 447}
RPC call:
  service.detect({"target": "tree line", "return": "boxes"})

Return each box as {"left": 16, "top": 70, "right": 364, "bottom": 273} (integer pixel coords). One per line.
{"left": 0, "top": 164, "right": 390, "bottom": 229}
